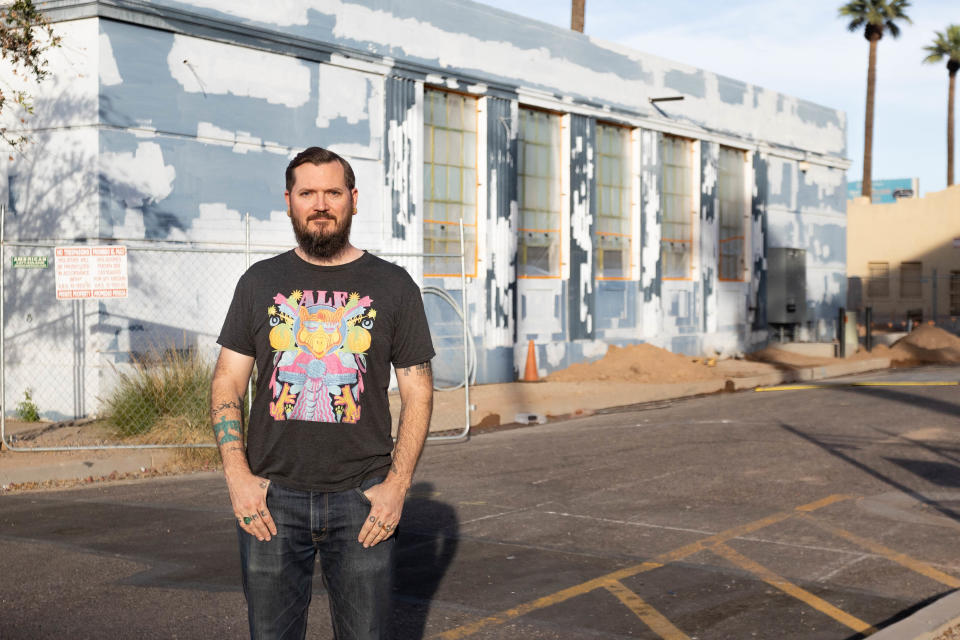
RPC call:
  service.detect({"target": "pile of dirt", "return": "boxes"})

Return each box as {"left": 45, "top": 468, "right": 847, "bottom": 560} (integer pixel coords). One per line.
{"left": 887, "top": 325, "right": 960, "bottom": 364}
{"left": 545, "top": 343, "right": 722, "bottom": 384}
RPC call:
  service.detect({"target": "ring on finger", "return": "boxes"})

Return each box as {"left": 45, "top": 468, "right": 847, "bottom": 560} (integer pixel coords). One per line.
{"left": 243, "top": 516, "right": 252, "bottom": 525}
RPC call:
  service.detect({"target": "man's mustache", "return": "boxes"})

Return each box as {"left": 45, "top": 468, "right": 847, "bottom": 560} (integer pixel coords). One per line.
{"left": 306, "top": 213, "right": 337, "bottom": 222}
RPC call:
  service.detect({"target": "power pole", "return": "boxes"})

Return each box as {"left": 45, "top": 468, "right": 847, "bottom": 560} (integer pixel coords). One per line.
{"left": 571, "top": 0, "right": 584, "bottom": 32}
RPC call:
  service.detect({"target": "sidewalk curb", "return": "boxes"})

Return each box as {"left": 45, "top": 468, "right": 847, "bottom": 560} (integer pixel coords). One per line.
{"left": 869, "top": 590, "right": 960, "bottom": 640}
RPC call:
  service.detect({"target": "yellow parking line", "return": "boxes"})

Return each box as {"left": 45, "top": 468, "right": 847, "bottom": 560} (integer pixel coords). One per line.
{"left": 711, "top": 542, "right": 877, "bottom": 635}
{"left": 800, "top": 514, "right": 960, "bottom": 588}
{"left": 757, "top": 381, "right": 958, "bottom": 392}
{"left": 430, "top": 494, "right": 853, "bottom": 639}
{"left": 603, "top": 580, "right": 690, "bottom": 640}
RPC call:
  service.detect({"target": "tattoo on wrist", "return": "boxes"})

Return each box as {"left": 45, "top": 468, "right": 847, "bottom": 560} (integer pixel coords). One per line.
{"left": 259, "top": 480, "right": 268, "bottom": 489}
{"left": 214, "top": 416, "right": 242, "bottom": 445}
{"left": 221, "top": 444, "right": 243, "bottom": 453}
{"left": 212, "top": 400, "right": 242, "bottom": 414}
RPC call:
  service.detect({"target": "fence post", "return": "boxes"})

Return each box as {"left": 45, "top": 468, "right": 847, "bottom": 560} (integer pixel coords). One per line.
{"left": 837, "top": 306, "right": 845, "bottom": 358}
{"left": 865, "top": 306, "right": 873, "bottom": 352}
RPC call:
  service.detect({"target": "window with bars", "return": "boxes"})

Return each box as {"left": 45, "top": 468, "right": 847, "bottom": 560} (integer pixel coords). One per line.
{"left": 951, "top": 271, "right": 960, "bottom": 315}
{"left": 423, "top": 89, "right": 478, "bottom": 277}
{"left": 867, "top": 262, "right": 890, "bottom": 298}
{"left": 900, "top": 261, "right": 922, "bottom": 299}
{"left": 718, "top": 146, "right": 746, "bottom": 281}
{"left": 660, "top": 135, "right": 694, "bottom": 280}
{"left": 594, "top": 123, "right": 632, "bottom": 279}
{"left": 518, "top": 108, "right": 562, "bottom": 278}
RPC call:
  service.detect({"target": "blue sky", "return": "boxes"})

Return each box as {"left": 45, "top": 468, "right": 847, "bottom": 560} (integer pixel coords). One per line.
{"left": 475, "top": 0, "right": 960, "bottom": 196}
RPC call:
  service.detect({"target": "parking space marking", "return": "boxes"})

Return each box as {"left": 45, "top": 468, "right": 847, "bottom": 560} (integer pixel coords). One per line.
{"left": 757, "top": 382, "right": 958, "bottom": 392}
{"left": 431, "top": 494, "right": 853, "bottom": 639}
{"left": 710, "top": 542, "right": 877, "bottom": 635}
{"left": 800, "top": 514, "right": 960, "bottom": 588}
{"left": 603, "top": 580, "right": 690, "bottom": 640}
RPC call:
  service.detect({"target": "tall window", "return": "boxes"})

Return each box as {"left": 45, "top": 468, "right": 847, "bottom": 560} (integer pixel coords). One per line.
{"left": 718, "top": 146, "right": 746, "bottom": 281}
{"left": 595, "top": 123, "right": 632, "bottom": 279}
{"left": 423, "top": 89, "right": 478, "bottom": 277}
{"left": 518, "top": 108, "right": 562, "bottom": 278}
{"left": 950, "top": 271, "right": 960, "bottom": 315}
{"left": 900, "top": 261, "right": 922, "bottom": 299}
{"left": 661, "top": 135, "right": 694, "bottom": 279}
{"left": 867, "top": 262, "right": 890, "bottom": 298}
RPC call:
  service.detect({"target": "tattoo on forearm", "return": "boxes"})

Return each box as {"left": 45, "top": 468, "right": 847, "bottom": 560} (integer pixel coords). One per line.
{"left": 212, "top": 400, "right": 242, "bottom": 415}
{"left": 401, "top": 362, "right": 432, "bottom": 376}
{"left": 214, "top": 416, "right": 242, "bottom": 445}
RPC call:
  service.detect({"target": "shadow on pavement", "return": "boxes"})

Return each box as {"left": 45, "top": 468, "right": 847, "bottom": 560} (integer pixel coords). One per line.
{"left": 392, "top": 481, "right": 459, "bottom": 639}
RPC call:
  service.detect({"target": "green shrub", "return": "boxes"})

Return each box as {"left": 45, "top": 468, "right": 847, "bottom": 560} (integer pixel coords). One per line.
{"left": 104, "top": 347, "right": 214, "bottom": 437}
{"left": 15, "top": 388, "right": 40, "bottom": 422}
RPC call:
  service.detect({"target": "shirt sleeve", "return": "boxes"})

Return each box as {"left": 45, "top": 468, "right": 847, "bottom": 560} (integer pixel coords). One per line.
{"left": 390, "top": 273, "right": 436, "bottom": 368}
{"left": 216, "top": 271, "right": 257, "bottom": 357}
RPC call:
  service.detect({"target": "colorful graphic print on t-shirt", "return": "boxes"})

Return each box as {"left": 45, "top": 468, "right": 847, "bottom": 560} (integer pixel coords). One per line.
{"left": 267, "top": 289, "right": 376, "bottom": 424}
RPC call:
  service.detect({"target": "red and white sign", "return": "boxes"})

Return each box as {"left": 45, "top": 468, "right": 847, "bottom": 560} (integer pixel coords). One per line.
{"left": 55, "top": 246, "right": 128, "bottom": 300}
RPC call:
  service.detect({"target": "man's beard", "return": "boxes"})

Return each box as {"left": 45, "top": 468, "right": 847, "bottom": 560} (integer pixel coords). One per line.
{"left": 291, "top": 211, "right": 352, "bottom": 260}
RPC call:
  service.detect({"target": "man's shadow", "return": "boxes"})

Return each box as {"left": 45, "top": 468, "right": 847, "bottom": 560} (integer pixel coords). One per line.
{"left": 392, "top": 481, "right": 459, "bottom": 639}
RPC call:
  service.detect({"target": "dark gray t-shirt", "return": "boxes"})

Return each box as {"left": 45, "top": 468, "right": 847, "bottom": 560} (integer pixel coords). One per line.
{"left": 217, "top": 250, "right": 434, "bottom": 491}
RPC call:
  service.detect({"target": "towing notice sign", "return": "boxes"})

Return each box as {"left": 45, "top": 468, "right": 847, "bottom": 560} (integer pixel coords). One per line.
{"left": 55, "top": 246, "right": 128, "bottom": 300}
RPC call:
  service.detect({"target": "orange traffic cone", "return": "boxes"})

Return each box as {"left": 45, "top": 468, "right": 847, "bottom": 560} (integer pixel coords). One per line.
{"left": 523, "top": 340, "right": 539, "bottom": 382}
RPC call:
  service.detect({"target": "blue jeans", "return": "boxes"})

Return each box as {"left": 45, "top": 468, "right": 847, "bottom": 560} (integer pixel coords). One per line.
{"left": 238, "top": 476, "right": 395, "bottom": 640}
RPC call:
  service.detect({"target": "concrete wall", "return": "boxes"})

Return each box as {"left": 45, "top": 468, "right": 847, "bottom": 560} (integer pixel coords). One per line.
{"left": 1, "top": 0, "right": 849, "bottom": 418}
{"left": 847, "top": 185, "right": 960, "bottom": 326}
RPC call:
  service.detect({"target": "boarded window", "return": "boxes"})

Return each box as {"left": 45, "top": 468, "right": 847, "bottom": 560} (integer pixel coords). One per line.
{"left": 661, "top": 135, "right": 694, "bottom": 279}
{"left": 900, "top": 262, "right": 922, "bottom": 299}
{"left": 595, "top": 124, "right": 632, "bottom": 279}
{"left": 423, "top": 89, "right": 478, "bottom": 277}
{"left": 718, "top": 146, "right": 746, "bottom": 281}
{"left": 518, "top": 108, "right": 562, "bottom": 278}
{"left": 867, "top": 262, "right": 889, "bottom": 298}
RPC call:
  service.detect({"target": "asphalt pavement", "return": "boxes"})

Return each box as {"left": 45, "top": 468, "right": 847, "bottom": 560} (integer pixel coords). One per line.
{"left": 2, "top": 365, "right": 959, "bottom": 638}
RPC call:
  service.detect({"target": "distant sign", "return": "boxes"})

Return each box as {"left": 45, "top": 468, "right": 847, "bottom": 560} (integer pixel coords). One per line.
{"left": 848, "top": 178, "right": 919, "bottom": 203}
{"left": 12, "top": 256, "right": 48, "bottom": 269}
{"left": 55, "top": 246, "right": 128, "bottom": 300}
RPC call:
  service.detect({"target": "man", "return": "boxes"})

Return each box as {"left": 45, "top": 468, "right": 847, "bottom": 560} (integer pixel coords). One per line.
{"left": 211, "top": 146, "right": 435, "bottom": 639}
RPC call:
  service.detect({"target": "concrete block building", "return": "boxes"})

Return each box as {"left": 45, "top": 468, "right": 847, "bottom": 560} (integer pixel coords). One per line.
{"left": 1, "top": 0, "right": 849, "bottom": 419}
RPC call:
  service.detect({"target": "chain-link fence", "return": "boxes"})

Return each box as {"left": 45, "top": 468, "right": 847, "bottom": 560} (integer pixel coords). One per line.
{"left": 3, "top": 232, "right": 471, "bottom": 451}
{"left": 847, "top": 270, "right": 960, "bottom": 336}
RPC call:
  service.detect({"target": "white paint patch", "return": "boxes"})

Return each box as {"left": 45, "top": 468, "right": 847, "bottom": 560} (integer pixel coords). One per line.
{"left": 581, "top": 340, "right": 608, "bottom": 359}
{"left": 544, "top": 341, "right": 566, "bottom": 368}
{"left": 196, "top": 122, "right": 235, "bottom": 146}
{"left": 99, "top": 32, "right": 123, "bottom": 86}
{"left": 100, "top": 142, "right": 175, "bottom": 206}
{"left": 317, "top": 64, "right": 370, "bottom": 127}
{"left": 176, "top": 0, "right": 312, "bottom": 26}
{"left": 168, "top": 34, "right": 310, "bottom": 108}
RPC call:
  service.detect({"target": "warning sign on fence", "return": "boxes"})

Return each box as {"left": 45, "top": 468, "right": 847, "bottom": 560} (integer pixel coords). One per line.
{"left": 55, "top": 246, "right": 128, "bottom": 300}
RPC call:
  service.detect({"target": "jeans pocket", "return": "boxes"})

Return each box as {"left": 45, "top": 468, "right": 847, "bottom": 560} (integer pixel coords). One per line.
{"left": 353, "top": 476, "right": 385, "bottom": 505}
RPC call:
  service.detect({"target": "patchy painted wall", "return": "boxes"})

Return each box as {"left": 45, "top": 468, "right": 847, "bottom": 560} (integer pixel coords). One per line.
{"left": 3, "top": 1, "right": 850, "bottom": 418}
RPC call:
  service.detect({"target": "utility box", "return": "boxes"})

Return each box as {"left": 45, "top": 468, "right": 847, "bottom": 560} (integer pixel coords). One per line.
{"left": 766, "top": 248, "right": 806, "bottom": 324}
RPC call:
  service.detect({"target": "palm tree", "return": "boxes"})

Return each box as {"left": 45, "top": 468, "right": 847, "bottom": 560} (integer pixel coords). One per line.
{"left": 839, "top": 0, "right": 911, "bottom": 200}
{"left": 923, "top": 25, "right": 960, "bottom": 187}
{"left": 571, "top": 0, "right": 585, "bottom": 32}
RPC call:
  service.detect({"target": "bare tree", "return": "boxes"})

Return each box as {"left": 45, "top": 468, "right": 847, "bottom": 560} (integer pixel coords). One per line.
{"left": 1, "top": 0, "right": 60, "bottom": 150}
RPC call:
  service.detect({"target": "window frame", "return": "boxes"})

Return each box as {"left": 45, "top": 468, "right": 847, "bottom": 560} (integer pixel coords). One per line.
{"left": 517, "top": 105, "right": 565, "bottom": 279}
{"left": 717, "top": 145, "right": 748, "bottom": 282}
{"left": 660, "top": 134, "right": 696, "bottom": 281}
{"left": 594, "top": 121, "right": 634, "bottom": 281}
{"left": 422, "top": 86, "right": 480, "bottom": 278}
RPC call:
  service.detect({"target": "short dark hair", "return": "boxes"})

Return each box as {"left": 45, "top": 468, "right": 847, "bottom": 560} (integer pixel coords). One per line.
{"left": 285, "top": 147, "right": 356, "bottom": 192}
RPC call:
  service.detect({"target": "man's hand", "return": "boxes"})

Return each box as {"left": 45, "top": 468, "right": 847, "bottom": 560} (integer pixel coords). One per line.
{"left": 228, "top": 472, "right": 277, "bottom": 542}
{"left": 357, "top": 476, "right": 407, "bottom": 548}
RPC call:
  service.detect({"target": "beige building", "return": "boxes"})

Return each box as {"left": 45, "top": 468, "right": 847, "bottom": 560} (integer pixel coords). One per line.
{"left": 847, "top": 184, "right": 960, "bottom": 328}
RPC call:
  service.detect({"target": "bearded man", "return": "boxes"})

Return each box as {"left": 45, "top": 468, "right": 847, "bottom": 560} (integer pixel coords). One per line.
{"left": 211, "top": 147, "right": 435, "bottom": 639}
